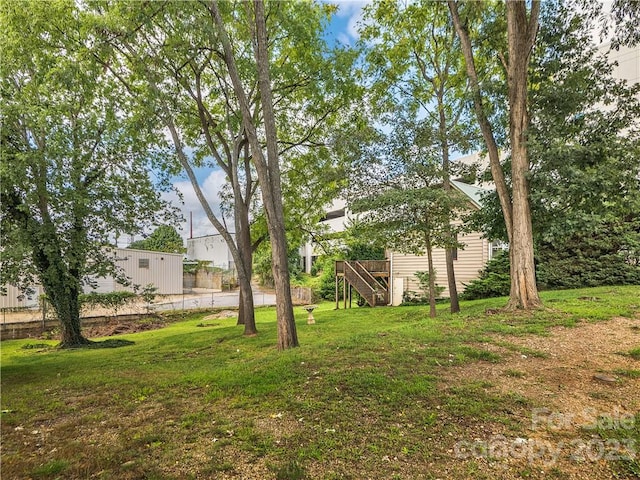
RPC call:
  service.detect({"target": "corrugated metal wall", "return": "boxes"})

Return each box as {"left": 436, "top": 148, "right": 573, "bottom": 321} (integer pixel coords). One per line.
{"left": 112, "top": 249, "right": 183, "bottom": 295}
{"left": 0, "top": 284, "right": 43, "bottom": 309}
{"left": 390, "top": 230, "right": 489, "bottom": 299}
{"left": 4, "top": 249, "right": 184, "bottom": 304}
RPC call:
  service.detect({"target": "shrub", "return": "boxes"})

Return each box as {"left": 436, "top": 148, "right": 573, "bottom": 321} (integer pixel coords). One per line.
{"left": 317, "top": 257, "right": 339, "bottom": 301}
{"left": 79, "top": 291, "right": 138, "bottom": 314}
{"left": 536, "top": 226, "right": 640, "bottom": 289}
{"left": 461, "top": 251, "right": 511, "bottom": 300}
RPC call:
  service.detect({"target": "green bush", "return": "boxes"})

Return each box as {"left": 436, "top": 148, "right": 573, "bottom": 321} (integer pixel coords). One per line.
{"left": 461, "top": 251, "right": 511, "bottom": 300}
{"left": 536, "top": 225, "right": 640, "bottom": 289}
{"left": 79, "top": 291, "right": 138, "bottom": 313}
{"left": 317, "top": 257, "right": 339, "bottom": 301}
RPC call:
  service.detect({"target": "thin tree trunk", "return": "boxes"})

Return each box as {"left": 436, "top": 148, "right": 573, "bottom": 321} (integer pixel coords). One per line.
{"left": 447, "top": 1, "right": 513, "bottom": 244}
{"left": 210, "top": 0, "right": 298, "bottom": 349}
{"left": 426, "top": 237, "right": 437, "bottom": 318}
{"left": 163, "top": 115, "right": 260, "bottom": 329}
{"left": 235, "top": 219, "right": 257, "bottom": 334}
{"left": 252, "top": 0, "right": 298, "bottom": 349}
{"left": 438, "top": 94, "right": 460, "bottom": 314}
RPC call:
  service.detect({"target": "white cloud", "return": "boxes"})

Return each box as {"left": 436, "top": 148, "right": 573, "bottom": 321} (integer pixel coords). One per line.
{"left": 334, "top": 0, "right": 366, "bottom": 18}
{"left": 337, "top": 32, "right": 352, "bottom": 45}
{"left": 347, "top": 4, "right": 365, "bottom": 41}
{"left": 334, "top": 0, "right": 368, "bottom": 41}
{"left": 163, "top": 169, "right": 231, "bottom": 242}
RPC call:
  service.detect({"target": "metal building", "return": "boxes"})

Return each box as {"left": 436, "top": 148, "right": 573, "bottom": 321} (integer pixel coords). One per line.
{"left": 86, "top": 248, "right": 184, "bottom": 295}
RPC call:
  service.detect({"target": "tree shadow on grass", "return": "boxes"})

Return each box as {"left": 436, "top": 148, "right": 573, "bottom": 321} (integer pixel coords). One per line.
{"left": 77, "top": 339, "right": 135, "bottom": 349}
{"left": 20, "top": 339, "right": 135, "bottom": 352}
{"left": 62, "top": 339, "right": 136, "bottom": 349}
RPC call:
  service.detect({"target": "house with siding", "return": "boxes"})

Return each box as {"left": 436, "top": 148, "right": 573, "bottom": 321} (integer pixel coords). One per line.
{"left": 309, "top": 175, "right": 504, "bottom": 306}
{"left": 387, "top": 180, "right": 504, "bottom": 305}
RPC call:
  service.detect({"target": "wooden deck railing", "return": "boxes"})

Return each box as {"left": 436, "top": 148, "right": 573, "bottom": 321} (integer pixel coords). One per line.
{"left": 336, "top": 260, "right": 390, "bottom": 307}
{"left": 335, "top": 260, "right": 390, "bottom": 276}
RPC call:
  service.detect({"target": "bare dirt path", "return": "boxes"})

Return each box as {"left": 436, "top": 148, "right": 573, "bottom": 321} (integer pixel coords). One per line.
{"left": 439, "top": 316, "right": 640, "bottom": 479}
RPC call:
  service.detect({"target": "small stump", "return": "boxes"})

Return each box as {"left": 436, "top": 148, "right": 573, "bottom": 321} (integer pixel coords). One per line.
{"left": 303, "top": 305, "right": 317, "bottom": 325}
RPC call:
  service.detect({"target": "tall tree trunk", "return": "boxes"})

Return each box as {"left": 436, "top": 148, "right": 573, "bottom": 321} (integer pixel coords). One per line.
{"left": 438, "top": 95, "right": 460, "bottom": 313}
{"left": 32, "top": 196, "right": 90, "bottom": 347}
{"left": 505, "top": 0, "right": 542, "bottom": 309}
{"left": 252, "top": 0, "right": 298, "bottom": 349}
{"left": 448, "top": 1, "right": 513, "bottom": 244}
{"left": 210, "top": 0, "right": 298, "bottom": 348}
{"left": 448, "top": 0, "right": 542, "bottom": 310}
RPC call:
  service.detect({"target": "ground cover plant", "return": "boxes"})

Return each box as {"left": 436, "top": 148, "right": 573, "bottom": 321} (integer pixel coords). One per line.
{"left": 1, "top": 286, "right": 639, "bottom": 479}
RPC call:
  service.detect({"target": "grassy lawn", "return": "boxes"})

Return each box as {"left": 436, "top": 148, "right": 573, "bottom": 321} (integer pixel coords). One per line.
{"left": 1, "top": 286, "right": 639, "bottom": 479}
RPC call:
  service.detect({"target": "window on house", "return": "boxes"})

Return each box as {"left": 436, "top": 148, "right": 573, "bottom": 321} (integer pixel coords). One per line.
{"left": 139, "top": 258, "right": 149, "bottom": 269}
{"left": 490, "top": 240, "right": 509, "bottom": 259}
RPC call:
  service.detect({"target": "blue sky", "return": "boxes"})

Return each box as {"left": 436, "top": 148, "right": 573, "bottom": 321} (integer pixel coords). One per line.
{"left": 324, "top": 0, "right": 367, "bottom": 46}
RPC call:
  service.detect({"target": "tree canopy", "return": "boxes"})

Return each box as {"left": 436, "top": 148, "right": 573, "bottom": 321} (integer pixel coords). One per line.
{"left": 128, "top": 226, "right": 185, "bottom": 254}
{"left": 0, "top": 0, "right": 176, "bottom": 346}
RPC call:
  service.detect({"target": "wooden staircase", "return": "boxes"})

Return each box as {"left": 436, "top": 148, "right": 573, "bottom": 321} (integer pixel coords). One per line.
{"left": 335, "top": 260, "right": 390, "bottom": 308}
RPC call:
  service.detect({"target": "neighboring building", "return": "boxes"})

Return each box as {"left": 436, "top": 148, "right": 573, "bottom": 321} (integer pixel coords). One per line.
{"left": 0, "top": 284, "right": 43, "bottom": 309}
{"left": 305, "top": 179, "right": 503, "bottom": 303}
{"left": 186, "top": 234, "right": 235, "bottom": 270}
{"left": 602, "top": 42, "right": 640, "bottom": 90}
{"left": 300, "top": 198, "right": 348, "bottom": 274}
{"left": 2, "top": 248, "right": 183, "bottom": 307}
{"left": 85, "top": 248, "right": 183, "bottom": 295}
{"left": 387, "top": 180, "right": 505, "bottom": 304}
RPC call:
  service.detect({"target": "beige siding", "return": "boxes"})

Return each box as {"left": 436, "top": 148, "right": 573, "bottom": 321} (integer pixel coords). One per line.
{"left": 113, "top": 249, "right": 183, "bottom": 295}
{"left": 390, "top": 230, "right": 489, "bottom": 299}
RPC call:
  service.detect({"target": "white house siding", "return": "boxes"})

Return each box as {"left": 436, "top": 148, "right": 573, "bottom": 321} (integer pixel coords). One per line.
{"left": 390, "top": 230, "right": 489, "bottom": 302}
{"left": 187, "top": 235, "right": 234, "bottom": 270}
{"left": 86, "top": 248, "right": 183, "bottom": 295}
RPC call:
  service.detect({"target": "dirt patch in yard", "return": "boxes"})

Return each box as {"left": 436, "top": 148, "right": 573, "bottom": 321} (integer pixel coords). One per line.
{"left": 81, "top": 316, "right": 172, "bottom": 338}
{"left": 438, "top": 316, "right": 640, "bottom": 479}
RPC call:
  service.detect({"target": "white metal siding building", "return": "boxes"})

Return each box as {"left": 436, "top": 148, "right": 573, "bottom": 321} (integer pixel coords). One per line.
{"left": 86, "top": 248, "right": 183, "bottom": 295}
{"left": 0, "top": 284, "right": 43, "bottom": 309}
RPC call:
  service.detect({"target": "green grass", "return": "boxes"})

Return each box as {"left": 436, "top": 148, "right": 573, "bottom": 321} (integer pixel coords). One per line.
{"left": 588, "top": 412, "right": 640, "bottom": 478}
{"left": 627, "top": 347, "right": 640, "bottom": 360}
{"left": 1, "top": 285, "right": 639, "bottom": 479}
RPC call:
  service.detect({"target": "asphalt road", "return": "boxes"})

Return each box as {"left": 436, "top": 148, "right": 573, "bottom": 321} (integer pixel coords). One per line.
{"left": 154, "top": 289, "right": 277, "bottom": 312}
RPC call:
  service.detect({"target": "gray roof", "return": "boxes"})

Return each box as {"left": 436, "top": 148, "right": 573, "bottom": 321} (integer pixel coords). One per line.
{"left": 450, "top": 180, "right": 489, "bottom": 208}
